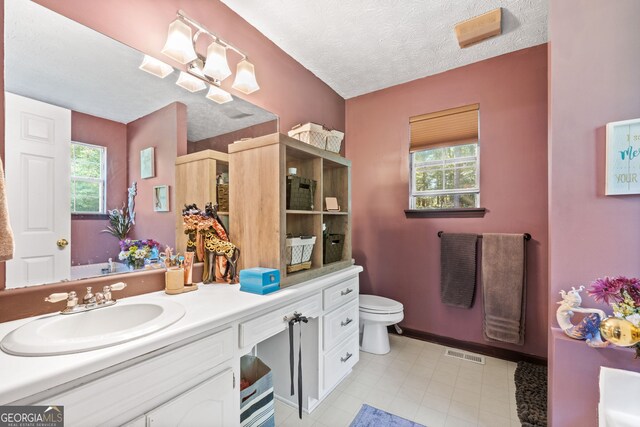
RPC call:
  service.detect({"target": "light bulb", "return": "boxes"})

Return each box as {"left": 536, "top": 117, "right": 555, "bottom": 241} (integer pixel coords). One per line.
{"left": 139, "top": 55, "right": 174, "bottom": 78}
{"left": 161, "top": 19, "right": 197, "bottom": 64}
{"left": 206, "top": 85, "right": 233, "bottom": 104}
{"left": 176, "top": 72, "right": 206, "bottom": 92}
{"left": 232, "top": 59, "right": 260, "bottom": 95}
{"left": 202, "top": 42, "right": 232, "bottom": 82}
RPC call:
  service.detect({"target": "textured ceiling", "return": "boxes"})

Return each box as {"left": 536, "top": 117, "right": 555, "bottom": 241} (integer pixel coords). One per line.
{"left": 220, "top": 0, "right": 548, "bottom": 99}
{"left": 5, "top": 0, "right": 276, "bottom": 141}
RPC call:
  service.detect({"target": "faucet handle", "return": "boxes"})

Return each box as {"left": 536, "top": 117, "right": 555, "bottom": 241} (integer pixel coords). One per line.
{"left": 110, "top": 282, "right": 127, "bottom": 291}
{"left": 45, "top": 293, "right": 69, "bottom": 303}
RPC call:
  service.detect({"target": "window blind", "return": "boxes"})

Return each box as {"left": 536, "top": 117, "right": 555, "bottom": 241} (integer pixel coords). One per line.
{"left": 409, "top": 103, "right": 479, "bottom": 153}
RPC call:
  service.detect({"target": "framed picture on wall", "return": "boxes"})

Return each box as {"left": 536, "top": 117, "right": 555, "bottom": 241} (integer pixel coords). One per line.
{"left": 606, "top": 118, "right": 640, "bottom": 195}
{"left": 153, "top": 185, "right": 169, "bottom": 212}
{"left": 140, "top": 147, "right": 155, "bottom": 179}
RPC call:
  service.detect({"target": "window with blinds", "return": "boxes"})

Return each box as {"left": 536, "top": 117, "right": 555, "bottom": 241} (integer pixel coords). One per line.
{"left": 409, "top": 104, "right": 479, "bottom": 209}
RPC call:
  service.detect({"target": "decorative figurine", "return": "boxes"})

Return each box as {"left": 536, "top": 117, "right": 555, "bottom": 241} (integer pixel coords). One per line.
{"left": 557, "top": 286, "right": 609, "bottom": 348}
{"left": 128, "top": 181, "right": 137, "bottom": 225}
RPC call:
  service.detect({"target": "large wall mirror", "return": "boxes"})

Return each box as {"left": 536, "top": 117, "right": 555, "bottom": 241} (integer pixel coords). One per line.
{"left": 4, "top": 0, "right": 278, "bottom": 288}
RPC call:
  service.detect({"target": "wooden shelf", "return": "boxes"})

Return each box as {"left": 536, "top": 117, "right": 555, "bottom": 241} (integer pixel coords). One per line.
{"left": 286, "top": 210, "right": 322, "bottom": 215}
{"left": 229, "top": 133, "right": 351, "bottom": 288}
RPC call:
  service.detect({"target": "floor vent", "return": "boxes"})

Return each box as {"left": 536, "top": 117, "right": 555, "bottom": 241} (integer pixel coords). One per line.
{"left": 444, "top": 348, "right": 485, "bottom": 365}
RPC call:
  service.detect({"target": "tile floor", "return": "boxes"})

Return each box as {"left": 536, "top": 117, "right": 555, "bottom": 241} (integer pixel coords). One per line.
{"left": 275, "top": 334, "right": 522, "bottom": 427}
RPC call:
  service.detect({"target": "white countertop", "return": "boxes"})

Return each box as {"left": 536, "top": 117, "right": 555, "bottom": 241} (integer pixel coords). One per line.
{"left": 0, "top": 266, "right": 362, "bottom": 404}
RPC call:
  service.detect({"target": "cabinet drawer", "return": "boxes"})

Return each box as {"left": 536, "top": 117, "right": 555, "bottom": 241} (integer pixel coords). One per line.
{"left": 323, "top": 277, "right": 358, "bottom": 311}
{"left": 323, "top": 299, "right": 359, "bottom": 351}
{"left": 323, "top": 332, "right": 359, "bottom": 393}
{"left": 239, "top": 294, "right": 322, "bottom": 348}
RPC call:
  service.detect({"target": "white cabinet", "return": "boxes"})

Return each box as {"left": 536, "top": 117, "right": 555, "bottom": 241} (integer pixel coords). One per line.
{"left": 147, "top": 369, "right": 235, "bottom": 427}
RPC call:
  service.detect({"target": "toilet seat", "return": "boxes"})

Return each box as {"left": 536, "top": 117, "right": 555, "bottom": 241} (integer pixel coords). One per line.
{"left": 359, "top": 295, "right": 403, "bottom": 314}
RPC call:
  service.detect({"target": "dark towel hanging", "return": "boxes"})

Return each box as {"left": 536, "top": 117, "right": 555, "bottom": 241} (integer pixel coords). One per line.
{"left": 288, "top": 313, "right": 308, "bottom": 419}
{"left": 440, "top": 233, "right": 478, "bottom": 308}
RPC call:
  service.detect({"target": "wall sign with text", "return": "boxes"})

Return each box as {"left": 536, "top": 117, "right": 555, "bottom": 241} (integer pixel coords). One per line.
{"left": 606, "top": 118, "right": 640, "bottom": 195}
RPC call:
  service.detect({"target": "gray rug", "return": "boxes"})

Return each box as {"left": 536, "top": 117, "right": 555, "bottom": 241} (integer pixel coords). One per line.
{"left": 514, "top": 361, "right": 547, "bottom": 427}
{"left": 349, "top": 404, "right": 425, "bottom": 427}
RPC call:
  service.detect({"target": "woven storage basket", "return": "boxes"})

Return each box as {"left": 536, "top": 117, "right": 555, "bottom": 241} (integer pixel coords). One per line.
{"left": 286, "top": 175, "right": 316, "bottom": 210}
{"left": 325, "top": 130, "right": 344, "bottom": 153}
{"left": 288, "top": 123, "right": 327, "bottom": 150}
{"left": 323, "top": 233, "right": 345, "bottom": 264}
{"left": 286, "top": 236, "right": 316, "bottom": 273}
{"left": 217, "top": 184, "right": 229, "bottom": 212}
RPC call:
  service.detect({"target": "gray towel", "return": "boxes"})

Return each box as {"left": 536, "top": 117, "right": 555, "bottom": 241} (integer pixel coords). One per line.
{"left": 482, "top": 233, "right": 527, "bottom": 345}
{"left": 440, "top": 233, "right": 478, "bottom": 308}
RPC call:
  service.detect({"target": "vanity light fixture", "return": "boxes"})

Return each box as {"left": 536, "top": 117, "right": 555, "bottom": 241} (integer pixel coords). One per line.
{"left": 176, "top": 71, "right": 207, "bottom": 92}
{"left": 160, "top": 10, "right": 259, "bottom": 97}
{"left": 232, "top": 59, "right": 260, "bottom": 95}
{"left": 139, "top": 55, "right": 174, "bottom": 78}
{"left": 206, "top": 85, "right": 233, "bottom": 104}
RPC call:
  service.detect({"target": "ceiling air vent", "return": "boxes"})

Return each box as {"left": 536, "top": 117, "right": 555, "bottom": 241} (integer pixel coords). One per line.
{"left": 454, "top": 8, "right": 502, "bottom": 48}
{"left": 445, "top": 348, "right": 486, "bottom": 365}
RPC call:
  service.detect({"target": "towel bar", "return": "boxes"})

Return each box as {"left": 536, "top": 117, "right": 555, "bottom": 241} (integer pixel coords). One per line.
{"left": 437, "top": 231, "right": 531, "bottom": 240}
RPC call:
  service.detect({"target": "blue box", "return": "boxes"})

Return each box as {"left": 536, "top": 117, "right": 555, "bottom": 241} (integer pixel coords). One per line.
{"left": 240, "top": 282, "right": 280, "bottom": 295}
{"left": 239, "top": 268, "right": 280, "bottom": 288}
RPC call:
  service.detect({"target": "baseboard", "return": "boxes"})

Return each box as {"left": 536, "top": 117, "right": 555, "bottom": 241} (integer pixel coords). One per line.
{"left": 390, "top": 326, "right": 547, "bottom": 365}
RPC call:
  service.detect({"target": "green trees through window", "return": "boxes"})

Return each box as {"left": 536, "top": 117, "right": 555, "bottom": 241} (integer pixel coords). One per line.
{"left": 70, "top": 142, "right": 106, "bottom": 213}
{"left": 411, "top": 143, "right": 479, "bottom": 209}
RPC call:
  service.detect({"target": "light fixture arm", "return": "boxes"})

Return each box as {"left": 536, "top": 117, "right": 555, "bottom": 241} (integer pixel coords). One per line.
{"left": 177, "top": 9, "right": 248, "bottom": 60}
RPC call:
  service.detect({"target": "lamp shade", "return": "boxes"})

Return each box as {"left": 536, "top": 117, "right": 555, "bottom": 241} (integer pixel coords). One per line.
{"left": 202, "top": 42, "right": 232, "bottom": 82}
{"left": 232, "top": 59, "right": 260, "bottom": 94}
{"left": 176, "top": 72, "right": 206, "bottom": 92}
{"left": 161, "top": 19, "right": 197, "bottom": 64}
{"left": 206, "top": 85, "right": 233, "bottom": 104}
{"left": 139, "top": 55, "right": 174, "bottom": 78}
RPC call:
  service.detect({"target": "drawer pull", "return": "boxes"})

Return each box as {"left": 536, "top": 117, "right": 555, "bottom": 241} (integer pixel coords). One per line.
{"left": 341, "top": 317, "right": 353, "bottom": 327}
{"left": 341, "top": 288, "right": 353, "bottom": 296}
{"left": 340, "top": 352, "right": 353, "bottom": 363}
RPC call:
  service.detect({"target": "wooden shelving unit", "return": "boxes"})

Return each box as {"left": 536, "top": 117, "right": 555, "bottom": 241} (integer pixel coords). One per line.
{"left": 229, "top": 133, "right": 352, "bottom": 287}
{"left": 175, "top": 149, "right": 229, "bottom": 254}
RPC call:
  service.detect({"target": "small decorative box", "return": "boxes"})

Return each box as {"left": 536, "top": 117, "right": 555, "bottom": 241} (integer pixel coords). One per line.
{"left": 239, "top": 267, "right": 280, "bottom": 288}
{"left": 240, "top": 282, "right": 280, "bottom": 295}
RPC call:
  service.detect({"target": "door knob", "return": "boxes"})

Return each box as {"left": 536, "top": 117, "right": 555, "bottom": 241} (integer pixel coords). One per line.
{"left": 57, "top": 238, "right": 69, "bottom": 248}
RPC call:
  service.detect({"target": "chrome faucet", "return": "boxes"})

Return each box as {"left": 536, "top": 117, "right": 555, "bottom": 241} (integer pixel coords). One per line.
{"left": 45, "top": 282, "right": 127, "bottom": 315}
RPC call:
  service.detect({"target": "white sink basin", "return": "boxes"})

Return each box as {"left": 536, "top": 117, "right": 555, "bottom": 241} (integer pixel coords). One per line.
{"left": 0, "top": 300, "right": 185, "bottom": 356}
{"left": 600, "top": 366, "right": 640, "bottom": 426}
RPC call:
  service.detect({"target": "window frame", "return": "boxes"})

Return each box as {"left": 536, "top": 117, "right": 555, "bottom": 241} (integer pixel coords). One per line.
{"left": 70, "top": 141, "right": 107, "bottom": 215}
{"left": 409, "top": 142, "right": 480, "bottom": 210}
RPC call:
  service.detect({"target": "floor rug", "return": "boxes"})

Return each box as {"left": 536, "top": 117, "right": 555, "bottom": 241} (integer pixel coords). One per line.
{"left": 349, "top": 404, "right": 426, "bottom": 427}
{"left": 515, "top": 361, "right": 548, "bottom": 427}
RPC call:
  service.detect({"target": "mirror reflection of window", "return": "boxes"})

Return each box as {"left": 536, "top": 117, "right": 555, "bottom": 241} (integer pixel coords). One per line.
{"left": 70, "top": 142, "right": 106, "bottom": 214}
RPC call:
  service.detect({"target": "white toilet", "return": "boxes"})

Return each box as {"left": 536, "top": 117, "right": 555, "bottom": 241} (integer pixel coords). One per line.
{"left": 359, "top": 294, "right": 404, "bottom": 355}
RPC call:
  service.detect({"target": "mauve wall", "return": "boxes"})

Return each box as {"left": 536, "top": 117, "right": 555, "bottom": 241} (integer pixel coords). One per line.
{"left": 189, "top": 120, "right": 279, "bottom": 154}
{"left": 71, "top": 111, "right": 127, "bottom": 265}
{"left": 126, "top": 102, "right": 187, "bottom": 249}
{"left": 548, "top": 2, "right": 640, "bottom": 425}
{"left": 346, "top": 45, "right": 548, "bottom": 358}
{"left": 33, "top": 0, "right": 345, "bottom": 133}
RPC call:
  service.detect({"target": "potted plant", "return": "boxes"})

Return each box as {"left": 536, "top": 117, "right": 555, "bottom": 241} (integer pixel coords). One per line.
{"left": 103, "top": 204, "right": 132, "bottom": 240}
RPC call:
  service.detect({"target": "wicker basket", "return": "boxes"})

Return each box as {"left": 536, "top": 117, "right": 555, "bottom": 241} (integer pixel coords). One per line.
{"left": 217, "top": 184, "right": 229, "bottom": 212}
{"left": 288, "top": 123, "right": 327, "bottom": 150}
{"left": 323, "top": 233, "right": 345, "bottom": 264}
{"left": 286, "top": 236, "right": 316, "bottom": 273}
{"left": 286, "top": 176, "right": 316, "bottom": 211}
{"left": 325, "top": 130, "right": 344, "bottom": 153}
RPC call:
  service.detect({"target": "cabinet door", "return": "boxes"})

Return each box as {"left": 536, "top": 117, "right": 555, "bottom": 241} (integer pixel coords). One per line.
{"left": 147, "top": 368, "right": 235, "bottom": 427}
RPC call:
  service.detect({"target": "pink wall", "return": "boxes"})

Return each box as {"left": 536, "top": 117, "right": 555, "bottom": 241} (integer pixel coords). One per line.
{"left": 33, "top": 0, "right": 345, "bottom": 134}
{"left": 70, "top": 111, "right": 127, "bottom": 265}
{"left": 189, "top": 120, "right": 278, "bottom": 153}
{"left": 346, "top": 45, "right": 548, "bottom": 358}
{"left": 126, "top": 102, "right": 187, "bottom": 249}
{"left": 548, "top": 2, "right": 640, "bottom": 425}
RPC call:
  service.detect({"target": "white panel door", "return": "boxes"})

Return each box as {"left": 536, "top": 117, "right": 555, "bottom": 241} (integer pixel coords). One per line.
{"left": 147, "top": 369, "right": 236, "bottom": 427}
{"left": 5, "top": 92, "right": 71, "bottom": 288}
